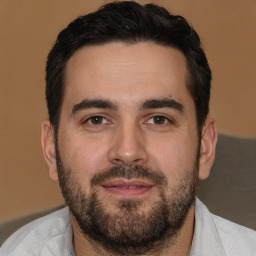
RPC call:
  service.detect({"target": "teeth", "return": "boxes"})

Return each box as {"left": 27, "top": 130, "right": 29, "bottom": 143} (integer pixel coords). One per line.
{"left": 114, "top": 185, "right": 139, "bottom": 189}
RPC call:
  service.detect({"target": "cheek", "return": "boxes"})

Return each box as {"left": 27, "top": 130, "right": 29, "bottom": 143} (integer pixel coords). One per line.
{"left": 58, "top": 131, "right": 110, "bottom": 181}
{"left": 148, "top": 134, "right": 198, "bottom": 182}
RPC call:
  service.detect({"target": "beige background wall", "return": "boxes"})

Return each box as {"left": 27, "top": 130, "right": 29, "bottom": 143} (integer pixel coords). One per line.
{"left": 0, "top": 0, "right": 255, "bottom": 222}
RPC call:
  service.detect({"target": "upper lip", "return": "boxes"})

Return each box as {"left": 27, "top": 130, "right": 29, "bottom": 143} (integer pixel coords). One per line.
{"left": 102, "top": 179, "right": 154, "bottom": 188}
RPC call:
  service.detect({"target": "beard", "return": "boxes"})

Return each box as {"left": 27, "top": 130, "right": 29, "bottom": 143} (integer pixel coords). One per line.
{"left": 56, "top": 147, "right": 199, "bottom": 255}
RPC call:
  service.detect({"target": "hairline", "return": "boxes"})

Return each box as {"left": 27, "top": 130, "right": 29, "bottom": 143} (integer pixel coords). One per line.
{"left": 53, "top": 39, "right": 201, "bottom": 139}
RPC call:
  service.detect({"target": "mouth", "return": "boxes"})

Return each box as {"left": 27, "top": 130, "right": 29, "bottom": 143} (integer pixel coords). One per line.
{"left": 102, "top": 179, "right": 154, "bottom": 197}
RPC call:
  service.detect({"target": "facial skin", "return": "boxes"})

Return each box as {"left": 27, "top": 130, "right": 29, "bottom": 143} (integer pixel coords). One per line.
{"left": 41, "top": 42, "right": 217, "bottom": 256}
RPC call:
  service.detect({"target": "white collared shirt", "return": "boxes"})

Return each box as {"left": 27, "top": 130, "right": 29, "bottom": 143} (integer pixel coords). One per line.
{"left": 190, "top": 199, "right": 256, "bottom": 255}
{"left": 1, "top": 198, "right": 256, "bottom": 256}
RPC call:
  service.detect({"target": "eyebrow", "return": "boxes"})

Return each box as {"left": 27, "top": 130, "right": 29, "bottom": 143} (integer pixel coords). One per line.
{"left": 71, "top": 99, "right": 117, "bottom": 115}
{"left": 71, "top": 98, "right": 184, "bottom": 116}
{"left": 141, "top": 99, "right": 184, "bottom": 113}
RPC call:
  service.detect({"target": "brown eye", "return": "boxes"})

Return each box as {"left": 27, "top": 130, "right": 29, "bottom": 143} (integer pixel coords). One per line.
{"left": 152, "top": 115, "right": 167, "bottom": 124}
{"left": 88, "top": 116, "right": 105, "bottom": 125}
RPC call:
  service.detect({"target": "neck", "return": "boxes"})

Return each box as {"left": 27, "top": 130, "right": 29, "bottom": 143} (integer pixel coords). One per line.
{"left": 71, "top": 205, "right": 195, "bottom": 256}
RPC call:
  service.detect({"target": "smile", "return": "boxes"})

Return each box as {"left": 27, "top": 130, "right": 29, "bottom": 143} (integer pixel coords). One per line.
{"left": 102, "top": 179, "right": 154, "bottom": 197}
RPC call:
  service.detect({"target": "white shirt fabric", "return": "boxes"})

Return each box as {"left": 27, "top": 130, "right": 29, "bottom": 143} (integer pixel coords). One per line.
{"left": 1, "top": 198, "right": 256, "bottom": 256}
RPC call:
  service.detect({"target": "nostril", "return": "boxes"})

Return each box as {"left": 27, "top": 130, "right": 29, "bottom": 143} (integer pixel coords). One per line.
{"left": 112, "top": 158, "right": 124, "bottom": 165}
{"left": 111, "top": 157, "right": 144, "bottom": 166}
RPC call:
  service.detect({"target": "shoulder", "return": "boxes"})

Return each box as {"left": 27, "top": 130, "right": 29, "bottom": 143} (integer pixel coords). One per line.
{"left": 0, "top": 208, "right": 72, "bottom": 256}
{"left": 212, "top": 213, "right": 256, "bottom": 254}
{"left": 195, "top": 198, "right": 256, "bottom": 255}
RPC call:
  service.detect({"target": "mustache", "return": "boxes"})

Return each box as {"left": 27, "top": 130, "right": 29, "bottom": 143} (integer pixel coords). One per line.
{"left": 90, "top": 165, "right": 167, "bottom": 187}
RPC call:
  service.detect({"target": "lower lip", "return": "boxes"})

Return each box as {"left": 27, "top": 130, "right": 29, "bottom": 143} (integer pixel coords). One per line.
{"left": 102, "top": 186, "right": 153, "bottom": 197}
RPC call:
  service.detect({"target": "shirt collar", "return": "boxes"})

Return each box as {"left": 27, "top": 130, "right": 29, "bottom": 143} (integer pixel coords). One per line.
{"left": 65, "top": 221, "right": 75, "bottom": 256}
{"left": 189, "top": 198, "right": 226, "bottom": 256}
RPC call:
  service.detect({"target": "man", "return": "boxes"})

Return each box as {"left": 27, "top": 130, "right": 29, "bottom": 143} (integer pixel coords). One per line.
{"left": 1, "top": 1, "right": 256, "bottom": 256}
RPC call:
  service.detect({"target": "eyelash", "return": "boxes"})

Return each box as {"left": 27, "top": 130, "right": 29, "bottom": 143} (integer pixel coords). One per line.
{"left": 146, "top": 114, "right": 174, "bottom": 125}
{"left": 83, "top": 115, "right": 110, "bottom": 125}
{"left": 83, "top": 114, "right": 174, "bottom": 126}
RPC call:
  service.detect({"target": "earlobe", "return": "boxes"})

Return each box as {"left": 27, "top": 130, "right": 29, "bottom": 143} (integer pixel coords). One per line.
{"left": 198, "top": 117, "right": 218, "bottom": 180}
{"left": 41, "top": 120, "right": 59, "bottom": 182}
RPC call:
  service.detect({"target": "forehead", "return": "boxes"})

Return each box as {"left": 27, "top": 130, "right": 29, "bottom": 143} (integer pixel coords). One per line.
{"left": 63, "top": 42, "right": 192, "bottom": 111}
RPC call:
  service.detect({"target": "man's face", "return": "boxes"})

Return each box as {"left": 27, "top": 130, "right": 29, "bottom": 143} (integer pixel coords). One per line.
{"left": 53, "top": 42, "right": 202, "bottom": 253}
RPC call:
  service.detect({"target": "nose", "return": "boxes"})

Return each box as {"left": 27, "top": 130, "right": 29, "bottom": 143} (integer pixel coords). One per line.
{"left": 108, "top": 123, "right": 148, "bottom": 166}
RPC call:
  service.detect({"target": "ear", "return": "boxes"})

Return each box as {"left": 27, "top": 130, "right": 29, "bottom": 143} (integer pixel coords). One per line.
{"left": 198, "top": 117, "right": 218, "bottom": 180}
{"left": 41, "top": 120, "right": 58, "bottom": 182}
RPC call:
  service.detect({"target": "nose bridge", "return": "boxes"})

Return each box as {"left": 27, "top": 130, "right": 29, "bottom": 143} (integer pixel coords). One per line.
{"left": 108, "top": 118, "right": 148, "bottom": 166}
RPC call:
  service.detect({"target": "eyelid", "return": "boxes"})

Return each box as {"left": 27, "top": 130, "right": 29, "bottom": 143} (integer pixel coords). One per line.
{"left": 145, "top": 114, "right": 175, "bottom": 124}
{"left": 82, "top": 114, "right": 112, "bottom": 125}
